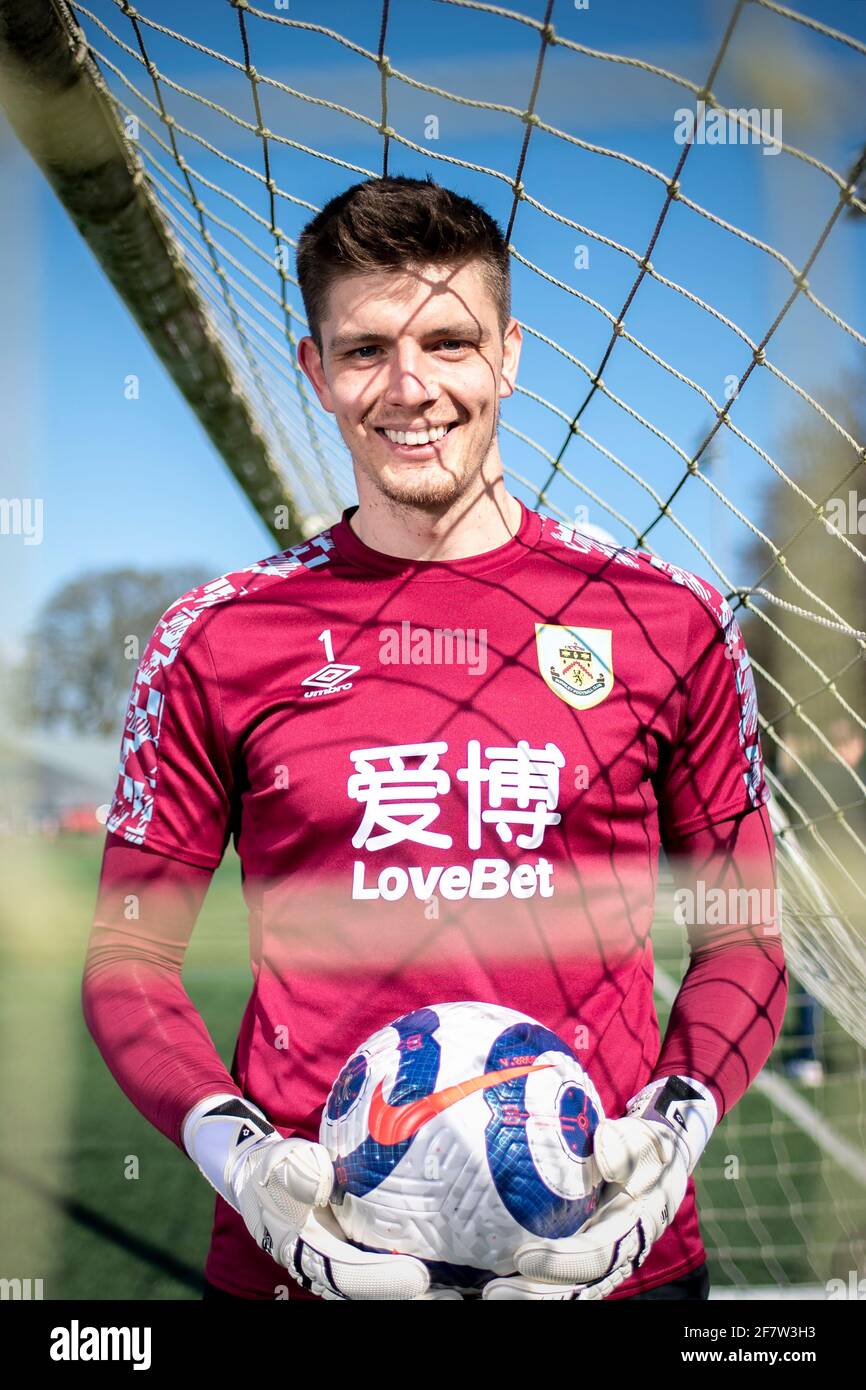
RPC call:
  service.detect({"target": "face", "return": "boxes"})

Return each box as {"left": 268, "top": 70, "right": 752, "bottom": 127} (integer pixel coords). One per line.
{"left": 297, "top": 259, "right": 521, "bottom": 513}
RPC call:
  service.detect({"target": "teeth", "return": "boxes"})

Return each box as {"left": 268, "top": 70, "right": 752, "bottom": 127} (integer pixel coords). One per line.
{"left": 382, "top": 424, "right": 451, "bottom": 446}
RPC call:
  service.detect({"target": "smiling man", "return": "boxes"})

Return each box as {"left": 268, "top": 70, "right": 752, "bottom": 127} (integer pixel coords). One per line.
{"left": 83, "top": 175, "right": 787, "bottom": 1302}
{"left": 297, "top": 184, "right": 523, "bottom": 561}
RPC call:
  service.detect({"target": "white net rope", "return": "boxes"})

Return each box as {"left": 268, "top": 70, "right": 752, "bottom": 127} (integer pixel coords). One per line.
{"left": 41, "top": 0, "right": 866, "bottom": 1289}
{"left": 65, "top": 0, "right": 865, "bottom": 1013}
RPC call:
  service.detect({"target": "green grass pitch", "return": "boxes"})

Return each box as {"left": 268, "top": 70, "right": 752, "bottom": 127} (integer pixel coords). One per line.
{"left": 0, "top": 835, "right": 862, "bottom": 1299}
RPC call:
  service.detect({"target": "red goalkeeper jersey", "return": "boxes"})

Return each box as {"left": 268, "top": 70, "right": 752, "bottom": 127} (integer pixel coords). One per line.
{"left": 102, "top": 499, "right": 772, "bottom": 1297}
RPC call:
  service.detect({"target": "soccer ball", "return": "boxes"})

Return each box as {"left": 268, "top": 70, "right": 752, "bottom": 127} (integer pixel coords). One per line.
{"left": 319, "top": 1001, "right": 605, "bottom": 1290}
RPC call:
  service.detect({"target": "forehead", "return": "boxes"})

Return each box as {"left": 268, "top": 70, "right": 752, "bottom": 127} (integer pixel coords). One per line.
{"left": 323, "top": 260, "right": 494, "bottom": 346}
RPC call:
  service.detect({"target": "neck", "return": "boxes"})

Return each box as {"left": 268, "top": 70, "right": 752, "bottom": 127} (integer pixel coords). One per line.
{"left": 348, "top": 473, "right": 523, "bottom": 562}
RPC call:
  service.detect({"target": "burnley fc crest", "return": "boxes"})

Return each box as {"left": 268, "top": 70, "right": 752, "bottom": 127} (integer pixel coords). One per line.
{"left": 534, "top": 624, "right": 613, "bottom": 710}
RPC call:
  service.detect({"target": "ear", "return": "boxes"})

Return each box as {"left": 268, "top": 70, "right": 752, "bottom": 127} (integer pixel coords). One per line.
{"left": 297, "top": 335, "right": 336, "bottom": 414}
{"left": 498, "top": 317, "right": 522, "bottom": 400}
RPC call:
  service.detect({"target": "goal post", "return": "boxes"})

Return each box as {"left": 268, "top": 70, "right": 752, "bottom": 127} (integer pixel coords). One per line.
{"left": 0, "top": 0, "right": 306, "bottom": 544}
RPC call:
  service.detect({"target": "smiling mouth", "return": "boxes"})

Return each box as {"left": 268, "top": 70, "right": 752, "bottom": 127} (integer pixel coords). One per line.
{"left": 373, "top": 422, "right": 460, "bottom": 455}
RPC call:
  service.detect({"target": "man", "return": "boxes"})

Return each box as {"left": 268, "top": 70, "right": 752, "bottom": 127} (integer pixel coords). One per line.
{"left": 83, "top": 175, "right": 787, "bottom": 1301}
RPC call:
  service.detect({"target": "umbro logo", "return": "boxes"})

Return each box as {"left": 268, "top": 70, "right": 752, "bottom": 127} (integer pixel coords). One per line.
{"left": 301, "top": 662, "right": 359, "bottom": 699}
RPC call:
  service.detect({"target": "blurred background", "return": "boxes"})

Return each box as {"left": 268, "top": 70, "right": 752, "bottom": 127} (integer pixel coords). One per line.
{"left": 0, "top": 0, "right": 864, "bottom": 1299}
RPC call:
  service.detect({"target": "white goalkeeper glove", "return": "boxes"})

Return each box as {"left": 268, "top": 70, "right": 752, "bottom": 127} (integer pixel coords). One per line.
{"left": 482, "top": 1075, "right": 717, "bottom": 1301}
{"left": 183, "top": 1094, "right": 462, "bottom": 1300}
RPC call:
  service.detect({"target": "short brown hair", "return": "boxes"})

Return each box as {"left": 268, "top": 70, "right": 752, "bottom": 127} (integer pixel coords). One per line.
{"left": 296, "top": 175, "right": 511, "bottom": 354}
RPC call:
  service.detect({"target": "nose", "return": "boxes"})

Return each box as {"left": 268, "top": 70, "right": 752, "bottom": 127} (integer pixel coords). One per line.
{"left": 383, "top": 340, "right": 440, "bottom": 410}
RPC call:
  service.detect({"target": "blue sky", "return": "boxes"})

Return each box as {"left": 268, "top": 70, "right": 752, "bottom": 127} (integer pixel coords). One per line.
{"left": 1, "top": 0, "right": 864, "bottom": 662}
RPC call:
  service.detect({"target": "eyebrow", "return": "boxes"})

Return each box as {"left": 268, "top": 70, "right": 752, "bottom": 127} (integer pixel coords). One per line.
{"left": 328, "top": 320, "right": 484, "bottom": 353}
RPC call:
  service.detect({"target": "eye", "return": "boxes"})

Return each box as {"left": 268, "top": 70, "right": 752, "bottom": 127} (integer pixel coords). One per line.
{"left": 348, "top": 339, "right": 471, "bottom": 360}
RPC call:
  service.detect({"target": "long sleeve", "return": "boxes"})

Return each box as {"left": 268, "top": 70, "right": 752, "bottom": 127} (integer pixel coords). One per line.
{"left": 83, "top": 587, "right": 245, "bottom": 1149}
{"left": 82, "top": 834, "right": 244, "bottom": 1150}
{"left": 651, "top": 801, "right": 788, "bottom": 1121}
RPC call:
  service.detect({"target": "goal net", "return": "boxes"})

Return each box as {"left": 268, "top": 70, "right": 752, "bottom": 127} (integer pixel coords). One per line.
{"left": 1, "top": 0, "right": 864, "bottom": 1297}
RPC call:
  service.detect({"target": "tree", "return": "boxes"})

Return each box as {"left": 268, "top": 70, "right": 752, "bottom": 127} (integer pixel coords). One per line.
{"left": 741, "top": 380, "right": 865, "bottom": 736}
{"left": 740, "top": 377, "right": 866, "bottom": 869}
{"left": 12, "top": 565, "right": 211, "bottom": 735}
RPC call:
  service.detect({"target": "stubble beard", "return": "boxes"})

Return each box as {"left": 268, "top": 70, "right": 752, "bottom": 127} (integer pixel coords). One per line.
{"left": 360, "top": 402, "right": 500, "bottom": 516}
